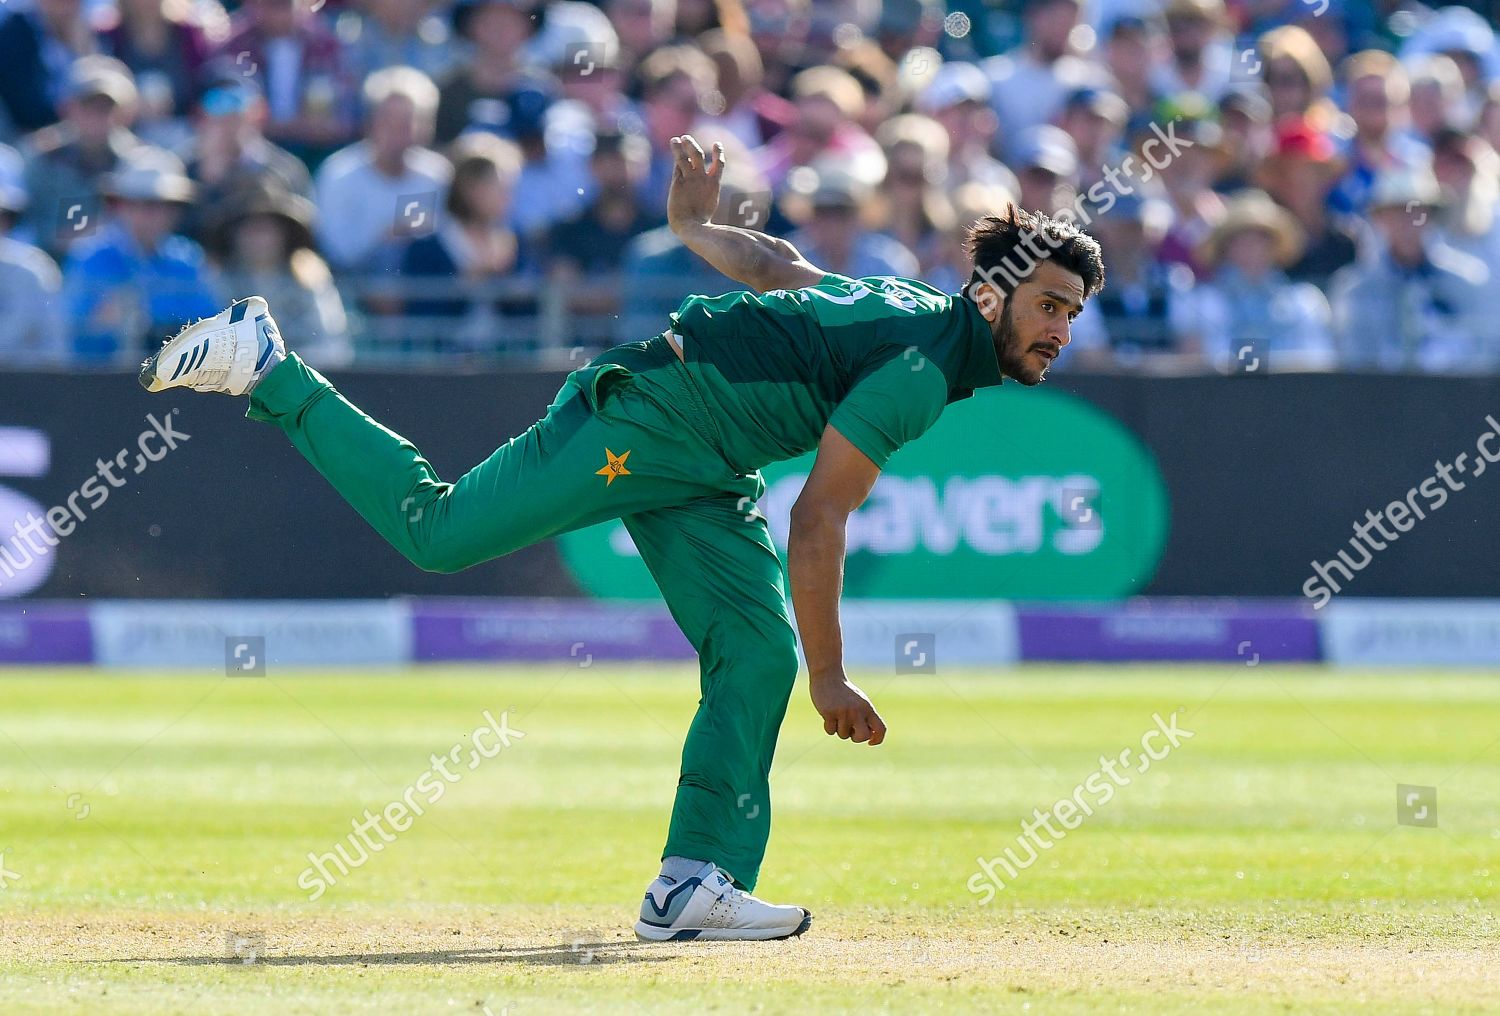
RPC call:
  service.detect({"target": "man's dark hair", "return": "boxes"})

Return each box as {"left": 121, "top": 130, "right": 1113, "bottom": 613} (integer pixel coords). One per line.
{"left": 964, "top": 204, "right": 1105, "bottom": 299}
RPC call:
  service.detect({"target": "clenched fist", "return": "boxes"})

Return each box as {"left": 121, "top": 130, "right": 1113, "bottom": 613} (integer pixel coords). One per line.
{"left": 811, "top": 672, "right": 887, "bottom": 746}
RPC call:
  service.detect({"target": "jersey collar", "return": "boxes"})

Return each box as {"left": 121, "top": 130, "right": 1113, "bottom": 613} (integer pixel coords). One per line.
{"left": 950, "top": 296, "right": 1005, "bottom": 401}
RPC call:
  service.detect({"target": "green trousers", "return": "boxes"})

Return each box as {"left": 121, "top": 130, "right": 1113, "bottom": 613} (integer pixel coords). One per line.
{"left": 247, "top": 336, "right": 799, "bottom": 890}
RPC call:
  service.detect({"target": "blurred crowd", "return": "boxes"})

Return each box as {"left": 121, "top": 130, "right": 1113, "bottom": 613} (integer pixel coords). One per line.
{"left": 1, "top": 0, "right": 1499, "bottom": 372}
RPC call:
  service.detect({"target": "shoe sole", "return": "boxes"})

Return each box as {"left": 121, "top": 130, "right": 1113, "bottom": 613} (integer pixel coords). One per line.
{"left": 633, "top": 909, "right": 812, "bottom": 942}
{"left": 137, "top": 342, "right": 170, "bottom": 392}
{"left": 138, "top": 317, "right": 214, "bottom": 393}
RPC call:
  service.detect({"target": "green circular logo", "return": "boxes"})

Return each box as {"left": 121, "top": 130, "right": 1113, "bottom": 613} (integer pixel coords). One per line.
{"left": 557, "top": 387, "right": 1170, "bottom": 599}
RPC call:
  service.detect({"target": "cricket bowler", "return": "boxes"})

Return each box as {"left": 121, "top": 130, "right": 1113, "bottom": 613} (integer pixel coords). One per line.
{"left": 139, "top": 134, "right": 1104, "bottom": 941}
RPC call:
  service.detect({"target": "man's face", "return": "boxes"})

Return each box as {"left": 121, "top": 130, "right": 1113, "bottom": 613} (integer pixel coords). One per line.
{"left": 978, "top": 260, "right": 1085, "bottom": 386}
{"left": 368, "top": 94, "right": 424, "bottom": 155}
{"left": 68, "top": 94, "right": 120, "bottom": 144}
{"left": 469, "top": 2, "right": 534, "bottom": 56}
{"left": 1349, "top": 74, "right": 1393, "bottom": 137}
{"left": 1027, "top": 0, "right": 1080, "bottom": 57}
{"left": 1373, "top": 203, "right": 1427, "bottom": 260}
{"left": 645, "top": 74, "right": 700, "bottom": 143}
{"left": 117, "top": 198, "right": 180, "bottom": 247}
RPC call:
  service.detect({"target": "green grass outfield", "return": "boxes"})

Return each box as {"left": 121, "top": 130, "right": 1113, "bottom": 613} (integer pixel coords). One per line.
{"left": 1, "top": 665, "right": 1497, "bottom": 1014}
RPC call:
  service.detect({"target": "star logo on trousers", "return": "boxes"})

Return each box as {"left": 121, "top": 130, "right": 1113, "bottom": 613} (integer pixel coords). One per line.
{"left": 596, "top": 448, "right": 632, "bottom": 485}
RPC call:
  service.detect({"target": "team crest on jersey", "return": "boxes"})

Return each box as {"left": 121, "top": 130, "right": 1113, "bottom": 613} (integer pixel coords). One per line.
{"left": 596, "top": 448, "right": 632, "bottom": 485}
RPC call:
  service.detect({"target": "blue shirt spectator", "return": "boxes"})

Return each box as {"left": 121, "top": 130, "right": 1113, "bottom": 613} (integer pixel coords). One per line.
{"left": 63, "top": 150, "right": 219, "bottom": 363}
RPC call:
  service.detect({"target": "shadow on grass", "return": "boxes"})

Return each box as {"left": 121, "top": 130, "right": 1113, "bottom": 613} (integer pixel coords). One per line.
{"left": 113, "top": 940, "right": 673, "bottom": 968}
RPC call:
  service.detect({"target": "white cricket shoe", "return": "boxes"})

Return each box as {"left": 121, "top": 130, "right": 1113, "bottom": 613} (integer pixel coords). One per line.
{"left": 139, "top": 296, "right": 285, "bottom": 395}
{"left": 635, "top": 861, "right": 812, "bottom": 942}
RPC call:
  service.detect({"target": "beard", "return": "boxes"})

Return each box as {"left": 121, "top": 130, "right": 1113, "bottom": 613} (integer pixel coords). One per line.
{"left": 995, "top": 302, "right": 1054, "bottom": 386}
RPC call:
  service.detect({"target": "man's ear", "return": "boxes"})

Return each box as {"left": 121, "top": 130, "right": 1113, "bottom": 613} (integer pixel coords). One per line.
{"left": 971, "top": 279, "right": 1006, "bottom": 322}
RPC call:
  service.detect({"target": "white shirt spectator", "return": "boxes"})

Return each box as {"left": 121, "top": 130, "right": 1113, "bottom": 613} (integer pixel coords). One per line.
{"left": 313, "top": 140, "right": 452, "bottom": 272}
{"left": 1170, "top": 265, "right": 1336, "bottom": 372}
{"left": 0, "top": 235, "right": 67, "bottom": 364}
{"left": 1330, "top": 239, "right": 1491, "bottom": 373}
{"left": 983, "top": 50, "right": 1109, "bottom": 160}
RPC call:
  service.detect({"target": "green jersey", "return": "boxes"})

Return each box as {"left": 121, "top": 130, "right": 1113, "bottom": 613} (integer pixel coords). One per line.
{"left": 668, "top": 274, "right": 1004, "bottom": 473}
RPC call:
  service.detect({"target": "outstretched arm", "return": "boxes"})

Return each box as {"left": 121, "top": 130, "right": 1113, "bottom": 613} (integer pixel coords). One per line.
{"left": 667, "top": 135, "right": 826, "bottom": 294}
{"left": 789, "top": 424, "right": 888, "bottom": 746}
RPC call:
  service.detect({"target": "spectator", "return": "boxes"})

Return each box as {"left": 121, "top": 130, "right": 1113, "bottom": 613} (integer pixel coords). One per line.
{"left": 1153, "top": 0, "right": 1232, "bottom": 103}
{"left": 615, "top": 160, "right": 763, "bottom": 340}
{"left": 434, "top": 0, "right": 549, "bottom": 146}
{"left": 398, "top": 132, "right": 538, "bottom": 352}
{"left": 745, "top": 0, "right": 812, "bottom": 95}
{"left": 1071, "top": 190, "right": 1180, "bottom": 365}
{"left": 204, "top": 179, "right": 352, "bottom": 368}
{"left": 0, "top": 150, "right": 68, "bottom": 364}
{"left": 548, "top": 130, "right": 660, "bottom": 344}
{"left": 505, "top": 86, "right": 593, "bottom": 238}
{"left": 97, "top": 0, "right": 213, "bottom": 148}
{"left": 1330, "top": 167, "right": 1489, "bottom": 373}
{"left": 757, "top": 65, "right": 883, "bottom": 194}
{"left": 1058, "top": 87, "right": 1129, "bottom": 196}
{"left": 1430, "top": 127, "right": 1500, "bottom": 365}
{"left": 548, "top": 129, "right": 662, "bottom": 327}
{"left": 179, "top": 67, "right": 312, "bottom": 243}
{"left": 1256, "top": 115, "right": 1358, "bottom": 287}
{"left": 914, "top": 61, "right": 1016, "bottom": 195}
{"left": 925, "top": 180, "right": 1015, "bottom": 295}
{"left": 1407, "top": 55, "right": 1466, "bottom": 144}
{"left": 340, "top": 0, "right": 460, "bottom": 87}
{"left": 781, "top": 162, "right": 918, "bottom": 279}
{"left": 1171, "top": 189, "right": 1334, "bottom": 372}
{"left": 538, "top": 2, "right": 630, "bottom": 132}
{"left": 1010, "top": 124, "right": 1078, "bottom": 218}
{"left": 314, "top": 65, "right": 452, "bottom": 273}
{"left": 218, "top": 0, "right": 357, "bottom": 161}
{"left": 1399, "top": 5, "right": 1499, "bottom": 126}
{"left": 984, "top": 0, "right": 1106, "bottom": 157}
{"left": 1213, "top": 85, "right": 1272, "bottom": 193}
{"left": 638, "top": 46, "right": 719, "bottom": 212}
{"left": 699, "top": 28, "right": 789, "bottom": 152}
{"left": 1154, "top": 110, "right": 1228, "bottom": 281}
{"left": 1258, "top": 25, "right": 1337, "bottom": 129}
{"left": 873, "top": 0, "right": 941, "bottom": 65}
{"left": 833, "top": 40, "right": 903, "bottom": 140}
{"left": 20, "top": 55, "right": 144, "bottom": 260}
{"left": 873, "top": 114, "right": 952, "bottom": 277}
{"left": 0, "top": 0, "right": 99, "bottom": 139}
{"left": 1330, "top": 50, "right": 1428, "bottom": 217}
{"left": 63, "top": 148, "right": 219, "bottom": 362}
{"left": 1102, "top": 14, "right": 1166, "bottom": 140}
{"left": 606, "top": 0, "right": 676, "bottom": 71}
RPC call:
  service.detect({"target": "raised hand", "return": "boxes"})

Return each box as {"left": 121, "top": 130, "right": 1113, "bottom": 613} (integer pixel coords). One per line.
{"left": 667, "top": 134, "right": 726, "bottom": 235}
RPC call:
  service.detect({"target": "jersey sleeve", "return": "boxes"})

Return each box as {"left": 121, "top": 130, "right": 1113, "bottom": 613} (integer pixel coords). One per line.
{"left": 827, "top": 352, "right": 951, "bottom": 469}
